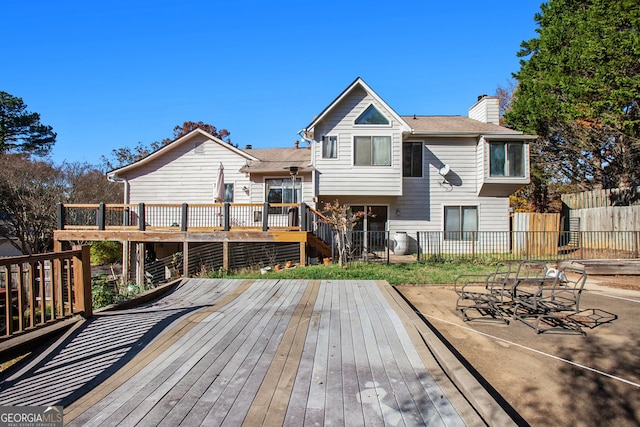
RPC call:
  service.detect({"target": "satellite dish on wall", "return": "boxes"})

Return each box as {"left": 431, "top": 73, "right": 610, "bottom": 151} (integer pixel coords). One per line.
{"left": 438, "top": 164, "right": 450, "bottom": 176}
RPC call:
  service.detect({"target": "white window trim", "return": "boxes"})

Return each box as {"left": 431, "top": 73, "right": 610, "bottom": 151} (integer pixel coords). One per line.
{"left": 354, "top": 123, "right": 394, "bottom": 129}
{"left": 443, "top": 205, "right": 479, "bottom": 241}
{"left": 352, "top": 135, "right": 393, "bottom": 167}
{"left": 485, "top": 140, "right": 529, "bottom": 180}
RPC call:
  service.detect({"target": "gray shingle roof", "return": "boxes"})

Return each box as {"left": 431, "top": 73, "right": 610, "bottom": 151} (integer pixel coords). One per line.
{"left": 240, "top": 147, "right": 312, "bottom": 173}
{"left": 401, "top": 115, "right": 522, "bottom": 134}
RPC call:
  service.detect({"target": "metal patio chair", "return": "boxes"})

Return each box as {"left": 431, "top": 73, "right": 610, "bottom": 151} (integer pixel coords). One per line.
{"left": 513, "top": 266, "right": 588, "bottom": 334}
{"left": 486, "top": 260, "right": 551, "bottom": 309}
{"left": 454, "top": 263, "right": 514, "bottom": 324}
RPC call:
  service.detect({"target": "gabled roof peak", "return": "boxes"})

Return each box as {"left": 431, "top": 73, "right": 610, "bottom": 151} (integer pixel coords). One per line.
{"left": 108, "top": 128, "right": 258, "bottom": 178}
{"left": 304, "top": 78, "right": 411, "bottom": 134}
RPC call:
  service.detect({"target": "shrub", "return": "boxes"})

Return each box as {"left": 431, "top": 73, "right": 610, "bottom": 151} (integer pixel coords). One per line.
{"left": 92, "top": 274, "right": 120, "bottom": 308}
{"left": 91, "top": 241, "right": 122, "bottom": 265}
{"left": 91, "top": 274, "right": 151, "bottom": 309}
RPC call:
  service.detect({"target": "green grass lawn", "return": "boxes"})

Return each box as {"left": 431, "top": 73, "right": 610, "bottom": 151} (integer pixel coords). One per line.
{"left": 223, "top": 261, "right": 497, "bottom": 286}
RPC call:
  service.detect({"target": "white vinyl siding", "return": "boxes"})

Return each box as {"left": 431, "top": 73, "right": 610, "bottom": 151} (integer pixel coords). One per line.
{"left": 313, "top": 87, "right": 402, "bottom": 196}
{"left": 468, "top": 96, "right": 500, "bottom": 125}
{"left": 388, "top": 138, "right": 511, "bottom": 253}
{"left": 124, "top": 135, "right": 253, "bottom": 205}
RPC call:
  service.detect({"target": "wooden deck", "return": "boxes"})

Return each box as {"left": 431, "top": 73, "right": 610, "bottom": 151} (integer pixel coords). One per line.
{"left": 0, "top": 279, "right": 491, "bottom": 426}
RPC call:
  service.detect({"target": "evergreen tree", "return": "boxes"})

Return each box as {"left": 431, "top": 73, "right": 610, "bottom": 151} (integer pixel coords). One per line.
{"left": 0, "top": 91, "right": 56, "bottom": 155}
{"left": 505, "top": 0, "right": 640, "bottom": 201}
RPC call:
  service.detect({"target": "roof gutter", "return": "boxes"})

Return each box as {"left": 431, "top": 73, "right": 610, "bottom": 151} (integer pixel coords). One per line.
{"left": 239, "top": 166, "right": 316, "bottom": 174}
{"left": 407, "top": 130, "right": 538, "bottom": 140}
{"left": 480, "top": 133, "right": 538, "bottom": 140}
{"left": 407, "top": 130, "right": 490, "bottom": 137}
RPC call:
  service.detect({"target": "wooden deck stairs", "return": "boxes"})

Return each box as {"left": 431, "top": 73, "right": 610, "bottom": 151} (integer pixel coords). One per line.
{"left": 307, "top": 233, "right": 332, "bottom": 258}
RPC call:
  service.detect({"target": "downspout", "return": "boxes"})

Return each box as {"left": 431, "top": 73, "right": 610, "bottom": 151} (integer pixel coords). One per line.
{"left": 107, "top": 173, "right": 131, "bottom": 284}
{"left": 298, "top": 129, "right": 316, "bottom": 207}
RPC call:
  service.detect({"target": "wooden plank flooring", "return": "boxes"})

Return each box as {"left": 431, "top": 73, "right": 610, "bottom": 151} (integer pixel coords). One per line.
{"left": 0, "top": 279, "right": 477, "bottom": 426}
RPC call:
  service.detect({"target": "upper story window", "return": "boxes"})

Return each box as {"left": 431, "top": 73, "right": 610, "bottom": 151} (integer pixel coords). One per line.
{"left": 322, "top": 136, "right": 337, "bottom": 159}
{"left": 355, "top": 105, "right": 389, "bottom": 125}
{"left": 489, "top": 142, "right": 525, "bottom": 177}
{"left": 403, "top": 141, "right": 423, "bottom": 177}
{"left": 354, "top": 136, "right": 391, "bottom": 166}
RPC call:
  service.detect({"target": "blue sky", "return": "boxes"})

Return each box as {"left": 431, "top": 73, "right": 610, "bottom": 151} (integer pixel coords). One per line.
{"left": 2, "top": 0, "right": 542, "bottom": 166}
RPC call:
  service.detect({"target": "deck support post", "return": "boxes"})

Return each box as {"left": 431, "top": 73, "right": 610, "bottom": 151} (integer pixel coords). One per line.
{"left": 136, "top": 242, "right": 145, "bottom": 287}
{"left": 299, "top": 242, "right": 306, "bottom": 266}
{"left": 122, "top": 242, "right": 130, "bottom": 285}
{"left": 183, "top": 241, "right": 189, "bottom": 277}
{"left": 223, "top": 240, "right": 229, "bottom": 271}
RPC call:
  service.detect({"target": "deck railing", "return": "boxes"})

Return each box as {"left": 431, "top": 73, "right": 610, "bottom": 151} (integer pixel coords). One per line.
{"left": 58, "top": 203, "right": 311, "bottom": 232}
{"left": 1, "top": 246, "right": 92, "bottom": 340}
{"left": 303, "top": 206, "right": 333, "bottom": 242}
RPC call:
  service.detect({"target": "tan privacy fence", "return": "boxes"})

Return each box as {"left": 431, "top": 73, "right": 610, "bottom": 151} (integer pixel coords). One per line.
{"left": 562, "top": 187, "right": 640, "bottom": 209}
{"left": 512, "top": 213, "right": 560, "bottom": 256}
{"left": 571, "top": 206, "right": 640, "bottom": 232}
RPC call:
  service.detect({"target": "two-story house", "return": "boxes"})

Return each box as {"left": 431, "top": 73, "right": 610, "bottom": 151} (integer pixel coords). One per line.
{"left": 301, "top": 77, "right": 535, "bottom": 253}
{"left": 91, "top": 77, "right": 534, "bottom": 279}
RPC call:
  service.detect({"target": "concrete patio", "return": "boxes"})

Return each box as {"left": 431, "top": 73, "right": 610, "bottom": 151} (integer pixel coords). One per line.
{"left": 397, "top": 276, "right": 640, "bottom": 426}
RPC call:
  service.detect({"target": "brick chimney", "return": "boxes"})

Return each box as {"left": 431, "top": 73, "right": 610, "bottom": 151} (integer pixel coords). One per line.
{"left": 294, "top": 140, "right": 299, "bottom": 149}
{"left": 468, "top": 95, "right": 500, "bottom": 125}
